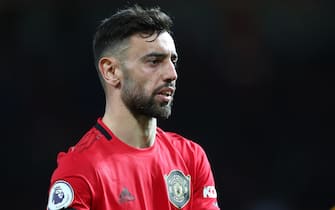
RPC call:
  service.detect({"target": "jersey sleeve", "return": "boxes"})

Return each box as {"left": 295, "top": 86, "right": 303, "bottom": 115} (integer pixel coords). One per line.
{"left": 47, "top": 152, "right": 94, "bottom": 210}
{"left": 192, "top": 144, "right": 220, "bottom": 210}
{"left": 47, "top": 177, "right": 91, "bottom": 210}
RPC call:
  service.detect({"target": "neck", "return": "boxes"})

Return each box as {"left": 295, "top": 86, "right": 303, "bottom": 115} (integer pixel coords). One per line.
{"left": 102, "top": 100, "right": 157, "bottom": 148}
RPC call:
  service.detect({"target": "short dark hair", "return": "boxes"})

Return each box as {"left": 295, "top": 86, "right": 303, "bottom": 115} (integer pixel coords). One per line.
{"left": 93, "top": 5, "right": 173, "bottom": 69}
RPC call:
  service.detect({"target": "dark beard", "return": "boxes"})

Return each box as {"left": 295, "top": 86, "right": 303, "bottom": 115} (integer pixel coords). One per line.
{"left": 121, "top": 78, "right": 173, "bottom": 120}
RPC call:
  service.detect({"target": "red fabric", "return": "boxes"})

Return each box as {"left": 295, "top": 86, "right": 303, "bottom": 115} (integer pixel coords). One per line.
{"left": 48, "top": 118, "right": 220, "bottom": 210}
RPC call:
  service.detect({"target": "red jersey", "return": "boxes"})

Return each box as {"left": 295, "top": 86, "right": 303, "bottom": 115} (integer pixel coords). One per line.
{"left": 47, "top": 118, "right": 220, "bottom": 210}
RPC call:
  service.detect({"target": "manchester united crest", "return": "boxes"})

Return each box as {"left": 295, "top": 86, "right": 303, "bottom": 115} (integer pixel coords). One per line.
{"left": 164, "top": 170, "right": 191, "bottom": 209}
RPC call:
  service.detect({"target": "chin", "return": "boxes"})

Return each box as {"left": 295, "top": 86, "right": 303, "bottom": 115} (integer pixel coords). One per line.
{"left": 156, "top": 108, "right": 172, "bottom": 120}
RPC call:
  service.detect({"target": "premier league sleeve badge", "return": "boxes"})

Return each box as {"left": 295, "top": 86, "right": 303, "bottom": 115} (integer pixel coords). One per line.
{"left": 164, "top": 170, "right": 191, "bottom": 209}
{"left": 47, "top": 180, "right": 74, "bottom": 210}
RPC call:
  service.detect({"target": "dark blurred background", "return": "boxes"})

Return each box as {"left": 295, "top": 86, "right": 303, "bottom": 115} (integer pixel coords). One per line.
{"left": 2, "top": 0, "right": 335, "bottom": 209}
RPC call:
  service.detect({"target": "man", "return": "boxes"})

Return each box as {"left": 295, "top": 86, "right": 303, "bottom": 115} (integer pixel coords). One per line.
{"left": 47, "top": 5, "right": 220, "bottom": 210}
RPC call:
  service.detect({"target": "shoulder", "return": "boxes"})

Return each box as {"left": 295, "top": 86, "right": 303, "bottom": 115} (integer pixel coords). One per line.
{"left": 58, "top": 126, "right": 101, "bottom": 161}
{"left": 156, "top": 128, "right": 206, "bottom": 156}
{"left": 52, "top": 125, "right": 107, "bottom": 180}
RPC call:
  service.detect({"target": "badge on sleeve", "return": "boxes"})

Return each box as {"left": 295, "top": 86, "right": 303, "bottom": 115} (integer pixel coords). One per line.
{"left": 164, "top": 170, "right": 191, "bottom": 209}
{"left": 47, "top": 180, "right": 74, "bottom": 210}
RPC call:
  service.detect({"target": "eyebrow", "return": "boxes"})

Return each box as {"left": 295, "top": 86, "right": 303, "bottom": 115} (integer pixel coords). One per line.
{"left": 141, "top": 52, "right": 178, "bottom": 61}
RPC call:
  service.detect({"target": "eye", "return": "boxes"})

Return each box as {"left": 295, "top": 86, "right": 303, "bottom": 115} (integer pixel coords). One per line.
{"left": 149, "top": 59, "right": 160, "bottom": 65}
{"left": 147, "top": 58, "right": 162, "bottom": 66}
{"left": 171, "top": 56, "right": 178, "bottom": 67}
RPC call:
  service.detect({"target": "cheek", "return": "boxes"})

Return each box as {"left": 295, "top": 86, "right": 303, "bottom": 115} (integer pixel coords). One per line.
{"left": 132, "top": 70, "right": 161, "bottom": 94}
{"left": 145, "top": 79, "right": 160, "bottom": 94}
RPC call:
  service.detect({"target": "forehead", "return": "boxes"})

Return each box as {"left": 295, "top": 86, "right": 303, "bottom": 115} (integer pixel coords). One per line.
{"left": 126, "top": 32, "right": 176, "bottom": 58}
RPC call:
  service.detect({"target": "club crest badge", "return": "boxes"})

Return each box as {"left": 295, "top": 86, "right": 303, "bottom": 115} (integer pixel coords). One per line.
{"left": 164, "top": 170, "right": 191, "bottom": 209}
{"left": 47, "top": 180, "right": 74, "bottom": 210}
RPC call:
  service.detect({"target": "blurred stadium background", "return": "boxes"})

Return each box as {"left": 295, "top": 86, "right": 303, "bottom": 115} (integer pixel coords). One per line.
{"left": 1, "top": 0, "right": 334, "bottom": 209}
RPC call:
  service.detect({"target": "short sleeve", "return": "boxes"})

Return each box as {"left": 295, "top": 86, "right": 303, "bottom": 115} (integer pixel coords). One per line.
{"left": 47, "top": 151, "right": 94, "bottom": 210}
{"left": 191, "top": 145, "right": 220, "bottom": 210}
{"left": 47, "top": 176, "right": 91, "bottom": 210}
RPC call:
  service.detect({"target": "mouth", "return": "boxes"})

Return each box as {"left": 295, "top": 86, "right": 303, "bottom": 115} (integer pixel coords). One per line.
{"left": 156, "top": 87, "right": 175, "bottom": 103}
{"left": 157, "top": 87, "right": 174, "bottom": 96}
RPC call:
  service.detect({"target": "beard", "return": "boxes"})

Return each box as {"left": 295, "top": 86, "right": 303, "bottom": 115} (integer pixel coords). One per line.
{"left": 120, "top": 73, "right": 174, "bottom": 120}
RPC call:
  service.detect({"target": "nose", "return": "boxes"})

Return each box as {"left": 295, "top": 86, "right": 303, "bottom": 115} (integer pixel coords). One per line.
{"left": 163, "top": 60, "right": 178, "bottom": 82}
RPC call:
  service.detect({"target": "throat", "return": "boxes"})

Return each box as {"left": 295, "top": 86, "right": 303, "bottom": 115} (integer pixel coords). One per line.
{"left": 119, "top": 117, "right": 157, "bottom": 149}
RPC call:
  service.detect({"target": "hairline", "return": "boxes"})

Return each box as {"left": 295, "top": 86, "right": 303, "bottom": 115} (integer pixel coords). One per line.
{"left": 100, "top": 30, "right": 169, "bottom": 59}
{"left": 97, "top": 30, "right": 170, "bottom": 91}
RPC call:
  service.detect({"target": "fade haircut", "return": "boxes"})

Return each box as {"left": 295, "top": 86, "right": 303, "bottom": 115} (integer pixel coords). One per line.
{"left": 93, "top": 5, "right": 173, "bottom": 88}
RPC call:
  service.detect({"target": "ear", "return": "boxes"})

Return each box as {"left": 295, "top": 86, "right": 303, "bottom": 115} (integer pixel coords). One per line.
{"left": 98, "top": 56, "right": 121, "bottom": 87}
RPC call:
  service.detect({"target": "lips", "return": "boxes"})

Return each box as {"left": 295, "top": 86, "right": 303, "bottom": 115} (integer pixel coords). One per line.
{"left": 157, "top": 87, "right": 175, "bottom": 97}
{"left": 156, "top": 86, "right": 175, "bottom": 103}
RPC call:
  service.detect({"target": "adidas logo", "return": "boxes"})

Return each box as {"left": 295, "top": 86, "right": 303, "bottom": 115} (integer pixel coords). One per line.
{"left": 119, "top": 187, "right": 135, "bottom": 203}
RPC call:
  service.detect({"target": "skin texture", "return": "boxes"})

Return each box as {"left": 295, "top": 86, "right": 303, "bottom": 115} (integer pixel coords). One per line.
{"left": 98, "top": 31, "right": 178, "bottom": 148}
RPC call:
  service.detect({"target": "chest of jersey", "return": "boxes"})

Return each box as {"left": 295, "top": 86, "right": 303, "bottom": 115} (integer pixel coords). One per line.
{"left": 92, "top": 140, "right": 193, "bottom": 210}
